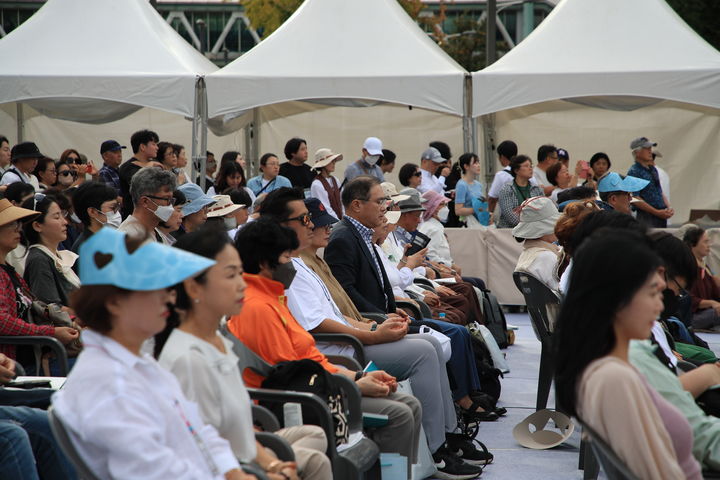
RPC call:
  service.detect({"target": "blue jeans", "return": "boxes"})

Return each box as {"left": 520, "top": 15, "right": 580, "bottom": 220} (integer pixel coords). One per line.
{"left": 0, "top": 406, "right": 77, "bottom": 480}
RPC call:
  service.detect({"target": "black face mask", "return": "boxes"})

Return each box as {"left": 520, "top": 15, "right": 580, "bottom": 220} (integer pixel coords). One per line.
{"left": 272, "top": 261, "right": 297, "bottom": 289}
{"left": 661, "top": 288, "right": 678, "bottom": 321}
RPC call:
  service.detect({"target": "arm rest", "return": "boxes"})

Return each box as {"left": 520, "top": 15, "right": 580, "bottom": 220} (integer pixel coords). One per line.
{"left": 252, "top": 404, "right": 281, "bottom": 432}
{"left": 0, "top": 336, "right": 68, "bottom": 376}
{"left": 240, "top": 462, "right": 269, "bottom": 480}
{"left": 255, "top": 432, "right": 295, "bottom": 462}
{"left": 413, "top": 277, "right": 436, "bottom": 290}
{"left": 360, "top": 313, "right": 387, "bottom": 324}
{"left": 395, "top": 301, "right": 422, "bottom": 321}
{"left": 330, "top": 373, "right": 363, "bottom": 433}
{"left": 326, "top": 355, "right": 363, "bottom": 371}
{"left": 312, "top": 333, "right": 366, "bottom": 366}
{"left": 247, "top": 387, "right": 337, "bottom": 459}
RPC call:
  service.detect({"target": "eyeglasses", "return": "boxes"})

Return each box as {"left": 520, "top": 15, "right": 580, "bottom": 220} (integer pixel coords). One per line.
{"left": 362, "top": 196, "right": 391, "bottom": 206}
{"left": 59, "top": 170, "right": 78, "bottom": 178}
{"left": 313, "top": 224, "right": 333, "bottom": 233}
{"left": 412, "top": 171, "right": 422, "bottom": 177}
{"left": 145, "top": 195, "right": 176, "bottom": 206}
{"left": 285, "top": 213, "right": 312, "bottom": 227}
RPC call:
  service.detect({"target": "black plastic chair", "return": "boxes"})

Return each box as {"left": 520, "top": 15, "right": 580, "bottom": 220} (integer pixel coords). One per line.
{"left": 576, "top": 418, "right": 639, "bottom": 480}
{"left": 512, "top": 271, "right": 560, "bottom": 411}
{"left": 312, "top": 332, "right": 366, "bottom": 368}
{"left": 220, "top": 323, "right": 380, "bottom": 479}
{"left": 47, "top": 405, "right": 102, "bottom": 480}
{"left": 0, "top": 336, "right": 69, "bottom": 376}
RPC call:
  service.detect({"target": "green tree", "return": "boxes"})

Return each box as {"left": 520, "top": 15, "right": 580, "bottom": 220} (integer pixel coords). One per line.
{"left": 665, "top": 0, "right": 720, "bottom": 51}
{"left": 242, "top": 0, "right": 303, "bottom": 38}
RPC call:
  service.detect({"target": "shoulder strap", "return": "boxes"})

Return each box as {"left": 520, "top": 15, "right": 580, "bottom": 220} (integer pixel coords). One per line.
{"left": 256, "top": 177, "right": 277, "bottom": 195}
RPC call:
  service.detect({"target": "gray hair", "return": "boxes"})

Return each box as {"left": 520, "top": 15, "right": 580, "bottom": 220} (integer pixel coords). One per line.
{"left": 130, "top": 167, "right": 177, "bottom": 204}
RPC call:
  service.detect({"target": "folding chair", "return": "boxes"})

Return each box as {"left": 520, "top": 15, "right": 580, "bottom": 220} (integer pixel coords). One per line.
{"left": 47, "top": 406, "right": 102, "bottom": 480}
{"left": 0, "top": 336, "right": 69, "bottom": 376}
{"left": 575, "top": 418, "right": 639, "bottom": 480}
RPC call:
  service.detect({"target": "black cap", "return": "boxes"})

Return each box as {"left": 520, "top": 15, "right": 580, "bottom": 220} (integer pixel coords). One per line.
{"left": 557, "top": 148, "right": 569, "bottom": 160}
{"left": 100, "top": 140, "right": 126, "bottom": 155}
{"left": 10, "top": 142, "right": 43, "bottom": 162}
{"left": 304, "top": 197, "right": 338, "bottom": 228}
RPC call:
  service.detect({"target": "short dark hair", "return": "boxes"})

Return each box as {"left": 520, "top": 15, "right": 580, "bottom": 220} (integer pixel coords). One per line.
{"left": 223, "top": 187, "right": 252, "bottom": 207}
{"left": 598, "top": 190, "right": 626, "bottom": 203}
{"left": 206, "top": 151, "right": 215, "bottom": 158}
{"left": 156, "top": 142, "right": 175, "bottom": 167}
{"left": 130, "top": 129, "right": 159, "bottom": 154}
{"left": 260, "top": 187, "right": 305, "bottom": 220}
{"left": 341, "top": 176, "right": 381, "bottom": 208}
{"left": 72, "top": 181, "right": 118, "bottom": 227}
{"left": 537, "top": 144, "right": 557, "bottom": 164}
{"left": 509, "top": 155, "right": 531, "bottom": 178}
{"left": 398, "top": 163, "right": 419, "bottom": 187}
{"left": 589, "top": 152, "right": 611, "bottom": 169}
{"left": 32, "top": 156, "right": 55, "bottom": 179}
{"left": 0, "top": 136, "right": 8, "bottom": 146}
{"left": 682, "top": 226, "right": 705, "bottom": 248}
{"left": 649, "top": 231, "right": 696, "bottom": 291}
{"left": 429, "top": 141, "right": 451, "bottom": 160}
{"left": 497, "top": 140, "right": 518, "bottom": 160}
{"left": 380, "top": 149, "right": 396, "bottom": 165}
{"left": 556, "top": 186, "right": 596, "bottom": 205}
{"left": 5, "top": 182, "right": 35, "bottom": 205}
{"left": 215, "top": 161, "right": 246, "bottom": 191}
{"left": 546, "top": 162, "right": 563, "bottom": 186}
{"left": 173, "top": 144, "right": 184, "bottom": 157}
{"left": 260, "top": 153, "right": 278, "bottom": 166}
{"left": 235, "top": 217, "right": 299, "bottom": 274}
{"left": 21, "top": 194, "right": 60, "bottom": 246}
{"left": 284, "top": 138, "right": 306, "bottom": 160}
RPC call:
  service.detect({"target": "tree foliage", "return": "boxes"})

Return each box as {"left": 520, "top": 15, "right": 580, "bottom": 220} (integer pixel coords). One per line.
{"left": 242, "top": 0, "right": 303, "bottom": 38}
{"left": 665, "top": 0, "right": 720, "bottom": 51}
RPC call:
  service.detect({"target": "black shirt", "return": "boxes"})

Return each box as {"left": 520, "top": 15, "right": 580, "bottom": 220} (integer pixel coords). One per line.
{"left": 119, "top": 160, "right": 143, "bottom": 219}
{"left": 279, "top": 162, "right": 315, "bottom": 189}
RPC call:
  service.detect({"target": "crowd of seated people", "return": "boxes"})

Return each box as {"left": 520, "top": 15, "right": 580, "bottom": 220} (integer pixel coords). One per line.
{"left": 0, "top": 129, "right": 715, "bottom": 480}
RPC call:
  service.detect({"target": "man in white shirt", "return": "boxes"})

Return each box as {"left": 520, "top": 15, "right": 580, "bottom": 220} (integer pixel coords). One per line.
{"left": 417, "top": 147, "right": 446, "bottom": 195}
{"left": 0, "top": 142, "right": 42, "bottom": 191}
{"left": 533, "top": 144, "right": 559, "bottom": 196}
{"left": 487, "top": 140, "right": 518, "bottom": 215}
{"left": 0, "top": 136, "right": 11, "bottom": 176}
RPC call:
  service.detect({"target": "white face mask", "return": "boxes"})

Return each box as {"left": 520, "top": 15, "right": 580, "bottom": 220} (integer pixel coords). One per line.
{"left": 437, "top": 206, "right": 449, "bottom": 223}
{"left": 104, "top": 210, "right": 122, "bottom": 229}
{"left": 58, "top": 173, "right": 74, "bottom": 186}
{"left": 223, "top": 216, "right": 237, "bottom": 230}
{"left": 364, "top": 154, "right": 380, "bottom": 166}
{"left": 70, "top": 212, "right": 81, "bottom": 224}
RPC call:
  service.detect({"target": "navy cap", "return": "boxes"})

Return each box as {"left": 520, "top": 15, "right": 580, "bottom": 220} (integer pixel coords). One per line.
{"left": 304, "top": 197, "right": 338, "bottom": 228}
{"left": 100, "top": 140, "right": 126, "bottom": 155}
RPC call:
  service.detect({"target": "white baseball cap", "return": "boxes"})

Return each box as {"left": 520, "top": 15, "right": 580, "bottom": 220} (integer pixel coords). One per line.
{"left": 363, "top": 137, "right": 383, "bottom": 156}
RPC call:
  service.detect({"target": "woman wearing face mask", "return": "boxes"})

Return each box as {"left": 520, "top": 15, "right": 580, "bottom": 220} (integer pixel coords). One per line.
{"left": 205, "top": 195, "right": 245, "bottom": 233}
{"left": 55, "top": 161, "right": 78, "bottom": 191}
{"left": 246, "top": 154, "right": 291, "bottom": 197}
{"left": 555, "top": 229, "right": 702, "bottom": 480}
{"left": 417, "top": 189, "right": 454, "bottom": 266}
{"left": 454, "top": 153, "right": 487, "bottom": 228}
{"left": 69, "top": 181, "right": 121, "bottom": 253}
{"left": 156, "top": 227, "right": 328, "bottom": 480}
{"left": 156, "top": 190, "right": 187, "bottom": 246}
{"left": 20, "top": 194, "right": 79, "bottom": 308}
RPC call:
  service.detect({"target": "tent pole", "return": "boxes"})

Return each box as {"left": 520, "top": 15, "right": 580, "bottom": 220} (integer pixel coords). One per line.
{"left": 481, "top": 113, "right": 496, "bottom": 188}
{"left": 16, "top": 103, "right": 24, "bottom": 143}
{"left": 191, "top": 76, "right": 208, "bottom": 190}
{"left": 462, "top": 74, "right": 473, "bottom": 154}
{"left": 252, "top": 107, "right": 260, "bottom": 177}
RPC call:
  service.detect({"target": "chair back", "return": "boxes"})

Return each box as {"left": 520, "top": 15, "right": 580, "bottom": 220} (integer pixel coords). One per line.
{"left": 47, "top": 406, "right": 103, "bottom": 480}
{"left": 219, "top": 322, "right": 272, "bottom": 378}
{"left": 577, "top": 418, "right": 640, "bottom": 480}
{"left": 513, "top": 271, "right": 560, "bottom": 343}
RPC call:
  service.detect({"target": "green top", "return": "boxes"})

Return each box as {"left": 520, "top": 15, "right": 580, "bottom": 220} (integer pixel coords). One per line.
{"left": 513, "top": 182, "right": 533, "bottom": 205}
{"left": 629, "top": 340, "right": 720, "bottom": 470}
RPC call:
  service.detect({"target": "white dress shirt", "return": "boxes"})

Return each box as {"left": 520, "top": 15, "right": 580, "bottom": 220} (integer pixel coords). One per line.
{"left": 309, "top": 178, "right": 343, "bottom": 219}
{"left": 418, "top": 169, "right": 444, "bottom": 195}
{"left": 159, "top": 329, "right": 257, "bottom": 462}
{"left": 53, "top": 330, "right": 239, "bottom": 480}
{"left": 417, "top": 217, "right": 454, "bottom": 266}
{"left": 286, "top": 256, "right": 355, "bottom": 358}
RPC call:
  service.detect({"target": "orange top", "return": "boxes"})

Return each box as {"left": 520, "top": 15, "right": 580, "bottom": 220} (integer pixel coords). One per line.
{"left": 228, "top": 273, "right": 339, "bottom": 388}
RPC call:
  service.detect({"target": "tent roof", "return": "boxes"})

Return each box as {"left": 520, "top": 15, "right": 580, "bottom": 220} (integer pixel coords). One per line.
{"left": 0, "top": 0, "right": 217, "bottom": 122}
{"left": 472, "top": 0, "right": 720, "bottom": 117}
{"left": 206, "top": 0, "right": 468, "bottom": 119}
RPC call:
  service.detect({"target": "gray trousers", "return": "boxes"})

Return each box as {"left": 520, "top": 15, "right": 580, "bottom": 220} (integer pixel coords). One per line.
{"left": 364, "top": 334, "right": 457, "bottom": 452}
{"left": 362, "top": 392, "right": 422, "bottom": 466}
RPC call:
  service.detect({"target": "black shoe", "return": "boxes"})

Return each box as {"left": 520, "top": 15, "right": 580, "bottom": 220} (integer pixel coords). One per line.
{"left": 432, "top": 445, "right": 483, "bottom": 479}
{"left": 494, "top": 406, "right": 508, "bottom": 416}
{"left": 446, "top": 433, "right": 494, "bottom": 466}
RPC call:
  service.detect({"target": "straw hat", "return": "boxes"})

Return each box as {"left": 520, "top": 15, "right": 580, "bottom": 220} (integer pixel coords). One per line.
{"left": 207, "top": 195, "right": 244, "bottom": 218}
{"left": 312, "top": 148, "right": 343, "bottom": 170}
{"left": 381, "top": 182, "right": 410, "bottom": 202}
{"left": 0, "top": 199, "right": 39, "bottom": 227}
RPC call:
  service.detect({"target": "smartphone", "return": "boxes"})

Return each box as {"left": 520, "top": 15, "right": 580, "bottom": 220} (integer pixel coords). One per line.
{"left": 7, "top": 379, "right": 52, "bottom": 389}
{"left": 406, "top": 231, "right": 431, "bottom": 256}
{"left": 579, "top": 160, "right": 590, "bottom": 179}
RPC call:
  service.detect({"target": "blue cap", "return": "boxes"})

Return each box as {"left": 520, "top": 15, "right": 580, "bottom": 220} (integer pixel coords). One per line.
{"left": 178, "top": 183, "right": 216, "bottom": 216}
{"left": 597, "top": 172, "right": 650, "bottom": 193}
{"left": 79, "top": 227, "right": 215, "bottom": 290}
{"left": 304, "top": 197, "right": 338, "bottom": 228}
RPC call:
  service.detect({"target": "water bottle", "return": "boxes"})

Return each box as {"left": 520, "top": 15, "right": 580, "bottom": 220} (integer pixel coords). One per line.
{"left": 438, "top": 312, "right": 446, "bottom": 321}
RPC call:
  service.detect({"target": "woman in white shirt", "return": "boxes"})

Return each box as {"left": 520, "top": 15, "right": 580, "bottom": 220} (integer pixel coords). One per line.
{"left": 52, "top": 227, "right": 253, "bottom": 480}
{"left": 158, "top": 226, "right": 330, "bottom": 480}
{"left": 309, "top": 148, "right": 343, "bottom": 220}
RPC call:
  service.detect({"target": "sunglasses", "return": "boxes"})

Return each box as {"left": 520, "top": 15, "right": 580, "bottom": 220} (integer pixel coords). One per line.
{"left": 412, "top": 171, "right": 422, "bottom": 177}
{"left": 66, "top": 157, "right": 81, "bottom": 164}
{"left": 285, "top": 213, "right": 312, "bottom": 227}
{"left": 59, "top": 170, "right": 78, "bottom": 178}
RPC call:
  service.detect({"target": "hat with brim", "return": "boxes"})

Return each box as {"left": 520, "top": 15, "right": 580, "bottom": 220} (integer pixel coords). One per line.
{"left": 11, "top": 142, "right": 44, "bottom": 161}
{"left": 79, "top": 227, "right": 215, "bottom": 290}
{"left": 312, "top": 148, "right": 343, "bottom": 170}
{"left": 513, "top": 409, "right": 574, "bottom": 450}
{"left": 385, "top": 210, "right": 401, "bottom": 224}
{"left": 381, "top": 182, "right": 410, "bottom": 202}
{"left": 597, "top": 172, "right": 650, "bottom": 193}
{"left": 304, "top": 197, "right": 338, "bottom": 228}
{"left": 421, "top": 190, "right": 449, "bottom": 222}
{"left": 630, "top": 137, "right": 657, "bottom": 150}
{"left": 207, "top": 195, "right": 244, "bottom": 218}
{"left": 0, "top": 199, "right": 39, "bottom": 227}
{"left": 178, "top": 183, "right": 216, "bottom": 216}
{"left": 396, "top": 189, "right": 426, "bottom": 213}
{"left": 512, "top": 196, "right": 561, "bottom": 239}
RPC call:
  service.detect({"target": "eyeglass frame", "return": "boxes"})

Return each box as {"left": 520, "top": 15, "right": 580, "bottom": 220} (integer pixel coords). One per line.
{"left": 144, "top": 194, "right": 176, "bottom": 206}
{"left": 284, "top": 212, "right": 313, "bottom": 227}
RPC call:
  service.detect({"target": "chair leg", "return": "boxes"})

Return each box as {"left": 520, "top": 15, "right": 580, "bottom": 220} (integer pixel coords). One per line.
{"left": 579, "top": 435, "right": 586, "bottom": 470}
{"left": 536, "top": 345, "right": 554, "bottom": 411}
{"left": 582, "top": 439, "right": 599, "bottom": 480}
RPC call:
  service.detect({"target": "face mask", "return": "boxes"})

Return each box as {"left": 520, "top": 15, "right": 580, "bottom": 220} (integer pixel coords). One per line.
{"left": 223, "top": 216, "right": 237, "bottom": 230}
{"left": 104, "top": 210, "right": 122, "bottom": 229}
{"left": 437, "top": 206, "right": 449, "bottom": 223}
{"left": 147, "top": 203, "right": 174, "bottom": 223}
{"left": 207, "top": 159, "right": 217, "bottom": 171}
{"left": 69, "top": 212, "right": 81, "bottom": 224}
{"left": 59, "top": 174, "right": 74, "bottom": 186}
{"left": 364, "top": 155, "right": 380, "bottom": 166}
{"left": 272, "top": 261, "right": 297, "bottom": 289}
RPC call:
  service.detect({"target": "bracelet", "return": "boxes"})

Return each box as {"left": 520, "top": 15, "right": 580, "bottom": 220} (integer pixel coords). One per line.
{"left": 354, "top": 370, "right": 365, "bottom": 381}
{"left": 370, "top": 322, "right": 378, "bottom": 331}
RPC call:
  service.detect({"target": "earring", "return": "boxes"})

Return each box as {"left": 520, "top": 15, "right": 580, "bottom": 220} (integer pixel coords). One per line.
{"left": 193, "top": 298, "right": 200, "bottom": 304}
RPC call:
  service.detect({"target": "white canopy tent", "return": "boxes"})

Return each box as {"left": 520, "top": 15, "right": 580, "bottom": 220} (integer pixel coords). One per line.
{"left": 0, "top": 0, "right": 217, "bottom": 178}
{"left": 471, "top": 0, "right": 720, "bottom": 223}
{"left": 206, "top": 0, "right": 472, "bottom": 157}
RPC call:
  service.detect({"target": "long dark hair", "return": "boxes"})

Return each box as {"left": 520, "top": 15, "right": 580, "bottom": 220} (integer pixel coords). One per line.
{"left": 215, "top": 161, "right": 246, "bottom": 191}
{"left": 554, "top": 229, "right": 661, "bottom": 417}
{"left": 153, "top": 225, "right": 231, "bottom": 358}
{"left": 21, "top": 194, "right": 59, "bottom": 246}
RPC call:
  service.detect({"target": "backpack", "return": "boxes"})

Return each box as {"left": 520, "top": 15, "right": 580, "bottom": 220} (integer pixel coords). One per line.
{"left": 260, "top": 359, "right": 349, "bottom": 445}
{"left": 479, "top": 290, "right": 509, "bottom": 348}
{"left": 468, "top": 335, "right": 503, "bottom": 405}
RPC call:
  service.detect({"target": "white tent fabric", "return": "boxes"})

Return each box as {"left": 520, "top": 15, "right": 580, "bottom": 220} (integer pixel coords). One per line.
{"left": 0, "top": 0, "right": 217, "bottom": 123}
{"left": 207, "top": 0, "right": 468, "bottom": 121}
{"left": 472, "top": 0, "right": 720, "bottom": 116}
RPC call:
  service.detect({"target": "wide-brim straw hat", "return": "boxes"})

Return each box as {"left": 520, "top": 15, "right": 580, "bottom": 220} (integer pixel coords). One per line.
{"left": 313, "top": 148, "right": 343, "bottom": 170}
{"left": 207, "top": 195, "right": 244, "bottom": 218}
{"left": 0, "top": 199, "right": 39, "bottom": 227}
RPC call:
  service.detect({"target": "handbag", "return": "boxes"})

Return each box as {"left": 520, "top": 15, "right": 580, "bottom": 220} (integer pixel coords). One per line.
{"left": 28, "top": 300, "right": 83, "bottom": 357}
{"left": 418, "top": 325, "right": 452, "bottom": 362}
